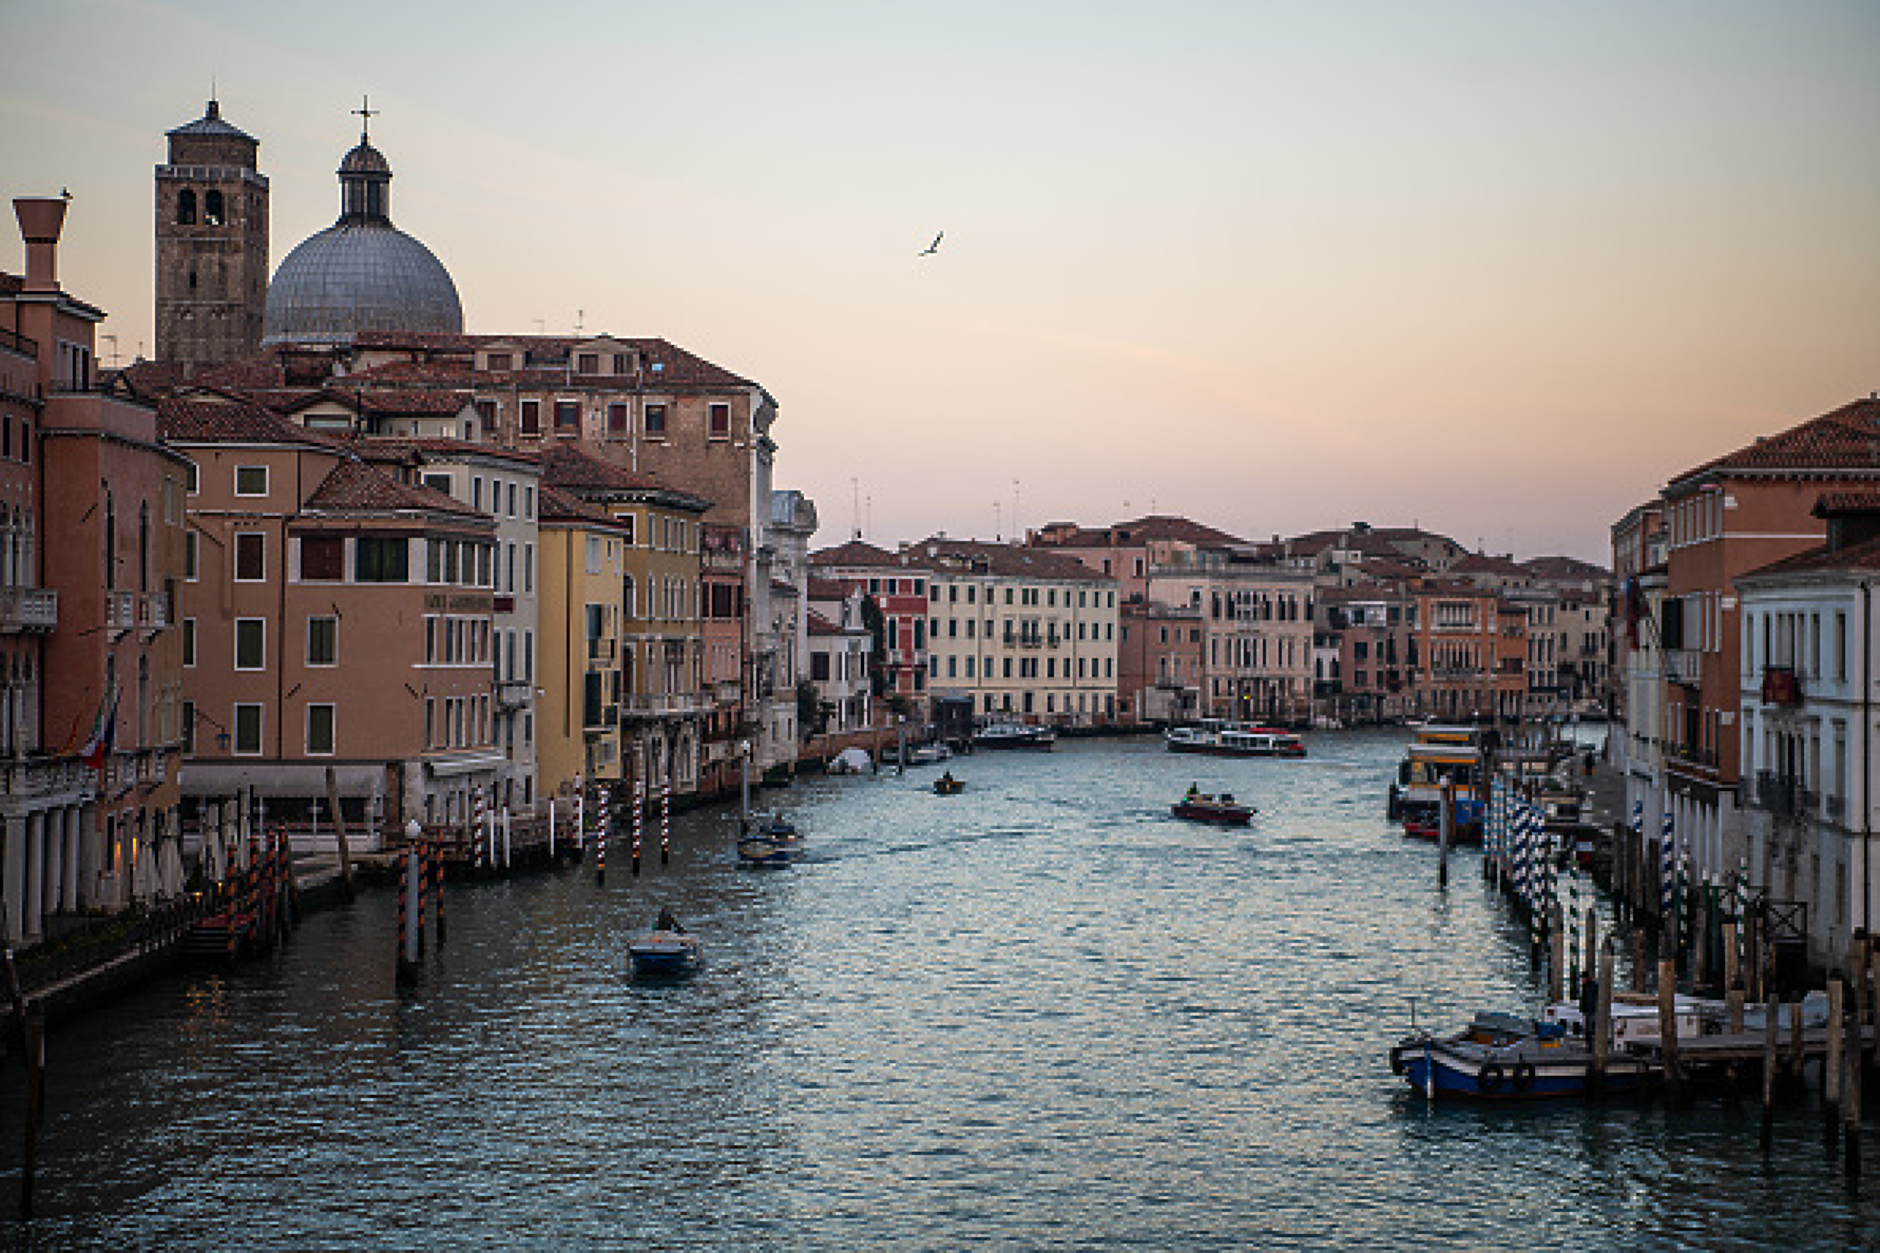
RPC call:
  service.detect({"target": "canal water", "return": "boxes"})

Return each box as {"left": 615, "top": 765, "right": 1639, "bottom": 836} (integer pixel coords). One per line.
{"left": 2, "top": 731, "right": 1874, "bottom": 1250}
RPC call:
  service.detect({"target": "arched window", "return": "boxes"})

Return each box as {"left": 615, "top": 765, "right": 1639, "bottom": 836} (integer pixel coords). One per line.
{"left": 177, "top": 189, "right": 196, "bottom": 225}
{"left": 204, "top": 190, "right": 224, "bottom": 226}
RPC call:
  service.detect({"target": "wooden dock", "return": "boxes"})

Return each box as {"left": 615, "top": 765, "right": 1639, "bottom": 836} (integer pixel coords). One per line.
{"left": 1623, "top": 1024, "right": 1875, "bottom": 1066}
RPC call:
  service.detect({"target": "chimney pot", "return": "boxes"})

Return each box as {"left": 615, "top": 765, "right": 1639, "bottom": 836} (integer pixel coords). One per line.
{"left": 13, "top": 197, "right": 68, "bottom": 292}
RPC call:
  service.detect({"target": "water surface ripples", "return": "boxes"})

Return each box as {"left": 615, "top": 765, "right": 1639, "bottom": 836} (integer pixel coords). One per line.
{"left": 2, "top": 731, "right": 1874, "bottom": 1249}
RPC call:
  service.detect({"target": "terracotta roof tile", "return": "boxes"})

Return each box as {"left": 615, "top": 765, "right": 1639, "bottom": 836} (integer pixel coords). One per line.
{"left": 156, "top": 396, "right": 345, "bottom": 449}
{"left": 1812, "top": 492, "right": 1880, "bottom": 517}
{"left": 303, "top": 458, "right": 490, "bottom": 521}
{"left": 538, "top": 483, "right": 629, "bottom": 531}
{"left": 1673, "top": 398, "right": 1880, "bottom": 485}
{"left": 1032, "top": 514, "right": 1245, "bottom": 548}
{"left": 1738, "top": 534, "right": 1880, "bottom": 580}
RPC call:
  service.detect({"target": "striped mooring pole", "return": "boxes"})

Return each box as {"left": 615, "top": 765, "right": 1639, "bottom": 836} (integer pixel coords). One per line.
{"left": 596, "top": 784, "right": 610, "bottom": 885}
{"left": 473, "top": 786, "right": 487, "bottom": 875}
{"left": 660, "top": 780, "right": 671, "bottom": 866}
{"left": 632, "top": 779, "right": 644, "bottom": 878}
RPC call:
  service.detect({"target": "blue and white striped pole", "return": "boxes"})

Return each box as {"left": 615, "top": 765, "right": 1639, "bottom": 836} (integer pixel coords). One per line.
{"left": 1660, "top": 808, "right": 1676, "bottom": 927}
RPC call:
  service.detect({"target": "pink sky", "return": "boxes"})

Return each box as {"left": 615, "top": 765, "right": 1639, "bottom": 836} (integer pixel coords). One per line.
{"left": 5, "top": 1, "right": 1876, "bottom": 564}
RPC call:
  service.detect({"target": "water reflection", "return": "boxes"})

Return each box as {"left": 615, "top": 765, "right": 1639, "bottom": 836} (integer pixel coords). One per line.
{"left": 0, "top": 731, "right": 1872, "bottom": 1249}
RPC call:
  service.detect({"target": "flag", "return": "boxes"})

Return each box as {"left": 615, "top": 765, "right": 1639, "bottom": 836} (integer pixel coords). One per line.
{"left": 79, "top": 689, "right": 119, "bottom": 769}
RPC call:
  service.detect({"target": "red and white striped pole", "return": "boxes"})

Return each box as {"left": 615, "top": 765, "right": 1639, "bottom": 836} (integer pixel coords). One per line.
{"left": 473, "top": 787, "right": 486, "bottom": 874}
{"left": 595, "top": 784, "right": 609, "bottom": 885}
{"left": 660, "top": 779, "right": 671, "bottom": 866}
{"left": 631, "top": 779, "right": 643, "bottom": 878}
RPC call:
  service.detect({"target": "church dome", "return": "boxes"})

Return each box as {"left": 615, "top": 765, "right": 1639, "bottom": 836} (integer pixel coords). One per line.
{"left": 260, "top": 125, "right": 462, "bottom": 348}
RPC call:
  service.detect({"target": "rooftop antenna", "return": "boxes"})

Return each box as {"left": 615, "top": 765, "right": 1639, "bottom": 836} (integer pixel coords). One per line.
{"left": 1011, "top": 479, "right": 1020, "bottom": 542}
{"left": 851, "top": 477, "right": 861, "bottom": 540}
{"left": 102, "top": 334, "right": 120, "bottom": 368}
{"left": 994, "top": 500, "right": 1003, "bottom": 542}
{"left": 575, "top": 308, "right": 585, "bottom": 336}
{"left": 865, "top": 495, "right": 873, "bottom": 538}
{"left": 353, "top": 94, "right": 378, "bottom": 143}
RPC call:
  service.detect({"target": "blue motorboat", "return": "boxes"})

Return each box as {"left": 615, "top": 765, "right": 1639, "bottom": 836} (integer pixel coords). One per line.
{"left": 628, "top": 929, "right": 701, "bottom": 976}
{"left": 1389, "top": 1011, "right": 1656, "bottom": 1100}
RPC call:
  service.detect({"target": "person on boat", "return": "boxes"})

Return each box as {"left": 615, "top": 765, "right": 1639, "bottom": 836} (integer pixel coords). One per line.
{"left": 941, "top": 771, "right": 955, "bottom": 785}
{"left": 1577, "top": 971, "right": 1598, "bottom": 1031}
{"left": 1187, "top": 783, "right": 1200, "bottom": 798}
{"left": 656, "top": 906, "right": 685, "bottom": 934}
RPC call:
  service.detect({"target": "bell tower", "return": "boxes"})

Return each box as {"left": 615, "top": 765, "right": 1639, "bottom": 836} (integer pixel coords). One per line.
{"left": 155, "top": 98, "right": 268, "bottom": 373}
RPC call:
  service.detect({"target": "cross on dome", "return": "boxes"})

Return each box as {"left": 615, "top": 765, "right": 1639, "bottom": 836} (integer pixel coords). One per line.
{"left": 353, "top": 95, "right": 378, "bottom": 142}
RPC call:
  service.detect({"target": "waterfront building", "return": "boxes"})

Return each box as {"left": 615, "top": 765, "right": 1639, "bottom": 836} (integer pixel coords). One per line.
{"left": 155, "top": 99, "right": 269, "bottom": 375}
{"left": 1145, "top": 548, "right": 1315, "bottom": 723}
{"left": 539, "top": 445, "right": 713, "bottom": 796}
{"left": 1313, "top": 583, "right": 1418, "bottom": 725}
{"left": 1409, "top": 579, "right": 1508, "bottom": 722}
{"left": 1735, "top": 494, "right": 1880, "bottom": 969}
{"left": 2, "top": 197, "right": 190, "bottom": 944}
{"left": 352, "top": 438, "right": 543, "bottom": 810}
{"left": 699, "top": 523, "right": 747, "bottom": 781}
{"left": 1116, "top": 599, "right": 1204, "bottom": 726}
{"left": 1610, "top": 398, "right": 1880, "bottom": 898}
{"left": 535, "top": 485, "right": 630, "bottom": 800}
{"left": 804, "top": 581, "right": 873, "bottom": 734}
{"left": 761, "top": 491, "right": 818, "bottom": 763}
{"left": 1030, "top": 515, "right": 1245, "bottom": 606}
{"left": 809, "top": 539, "right": 933, "bottom": 719}
{"left": 1611, "top": 499, "right": 1668, "bottom": 860}
{"left": 913, "top": 537, "right": 1120, "bottom": 725}
{"left": 163, "top": 394, "right": 499, "bottom": 835}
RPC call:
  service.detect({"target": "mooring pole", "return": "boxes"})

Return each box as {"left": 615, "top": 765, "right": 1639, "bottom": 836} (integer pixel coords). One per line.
{"left": 1437, "top": 776, "right": 1451, "bottom": 889}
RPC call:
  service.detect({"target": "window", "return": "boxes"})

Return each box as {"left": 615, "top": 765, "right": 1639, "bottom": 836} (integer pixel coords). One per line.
{"left": 525, "top": 543, "right": 533, "bottom": 594}
{"left": 182, "top": 619, "right": 196, "bottom": 667}
{"left": 587, "top": 536, "right": 603, "bottom": 575}
{"left": 472, "top": 478, "right": 483, "bottom": 510}
{"left": 307, "top": 616, "right": 337, "bottom": 666}
{"left": 423, "top": 473, "right": 452, "bottom": 496}
{"left": 185, "top": 531, "right": 198, "bottom": 581}
{"left": 234, "top": 532, "right": 265, "bottom": 581}
{"left": 608, "top": 403, "right": 629, "bottom": 433}
{"left": 204, "top": 189, "right": 225, "bottom": 226}
{"left": 487, "top": 352, "right": 512, "bottom": 372}
{"left": 555, "top": 400, "right": 579, "bottom": 429}
{"left": 520, "top": 400, "right": 540, "bottom": 434}
{"left": 301, "top": 535, "right": 344, "bottom": 581}
{"left": 645, "top": 403, "right": 667, "bottom": 436}
{"left": 185, "top": 460, "right": 198, "bottom": 495}
{"left": 709, "top": 402, "right": 731, "bottom": 437}
{"left": 177, "top": 189, "right": 196, "bottom": 225}
{"left": 234, "top": 704, "right": 263, "bottom": 755}
{"left": 525, "top": 487, "right": 534, "bottom": 519}
{"left": 577, "top": 353, "right": 599, "bottom": 374}
{"left": 356, "top": 537, "right": 409, "bottom": 583}
{"left": 235, "top": 465, "right": 268, "bottom": 496}
{"left": 235, "top": 618, "right": 265, "bottom": 670}
{"left": 307, "top": 704, "right": 335, "bottom": 755}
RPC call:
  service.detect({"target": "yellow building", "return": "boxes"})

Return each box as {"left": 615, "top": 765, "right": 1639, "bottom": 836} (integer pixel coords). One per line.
{"left": 536, "top": 485, "right": 630, "bottom": 802}
{"left": 540, "top": 447, "right": 712, "bottom": 796}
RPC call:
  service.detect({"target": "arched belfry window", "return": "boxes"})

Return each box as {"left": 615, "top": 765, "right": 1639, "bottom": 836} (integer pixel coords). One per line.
{"left": 205, "top": 190, "right": 225, "bottom": 226}
{"left": 177, "top": 189, "right": 196, "bottom": 225}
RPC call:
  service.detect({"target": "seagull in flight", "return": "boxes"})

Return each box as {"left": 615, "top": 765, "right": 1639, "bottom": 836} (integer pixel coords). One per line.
{"left": 918, "top": 231, "right": 943, "bottom": 257}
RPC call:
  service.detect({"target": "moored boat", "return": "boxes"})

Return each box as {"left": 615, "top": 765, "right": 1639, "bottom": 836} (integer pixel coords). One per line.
{"left": 972, "top": 722, "right": 1057, "bottom": 750}
{"left": 1171, "top": 790, "right": 1255, "bottom": 825}
{"left": 1389, "top": 1010, "right": 1656, "bottom": 1099}
{"left": 933, "top": 772, "right": 966, "bottom": 795}
{"left": 1165, "top": 720, "right": 1306, "bottom": 758}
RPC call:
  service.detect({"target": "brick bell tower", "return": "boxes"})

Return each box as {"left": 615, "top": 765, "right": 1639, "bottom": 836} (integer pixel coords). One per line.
{"left": 155, "top": 98, "right": 269, "bottom": 373}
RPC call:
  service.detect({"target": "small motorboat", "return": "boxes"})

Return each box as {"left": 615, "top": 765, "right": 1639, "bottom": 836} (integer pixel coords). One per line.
{"left": 933, "top": 773, "right": 966, "bottom": 795}
{"left": 628, "top": 929, "right": 701, "bottom": 976}
{"left": 738, "top": 815, "right": 806, "bottom": 865}
{"left": 1389, "top": 1010, "right": 1656, "bottom": 1099}
{"left": 1171, "top": 791, "right": 1255, "bottom": 825}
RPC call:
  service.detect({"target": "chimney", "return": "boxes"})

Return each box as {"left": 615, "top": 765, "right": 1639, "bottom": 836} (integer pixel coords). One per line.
{"left": 14, "top": 196, "right": 68, "bottom": 292}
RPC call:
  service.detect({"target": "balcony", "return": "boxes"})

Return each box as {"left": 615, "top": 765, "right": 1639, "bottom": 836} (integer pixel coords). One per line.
{"left": 0, "top": 756, "right": 94, "bottom": 802}
{"left": 106, "top": 590, "right": 137, "bottom": 639}
{"left": 139, "top": 591, "right": 169, "bottom": 635}
{"left": 0, "top": 586, "right": 56, "bottom": 633}
{"left": 496, "top": 679, "right": 533, "bottom": 709}
{"left": 622, "top": 693, "right": 701, "bottom": 718}
{"left": 1760, "top": 666, "right": 1802, "bottom": 707}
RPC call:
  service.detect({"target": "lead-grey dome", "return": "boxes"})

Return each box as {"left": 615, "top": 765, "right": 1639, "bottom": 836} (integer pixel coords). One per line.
{"left": 260, "top": 128, "right": 462, "bottom": 348}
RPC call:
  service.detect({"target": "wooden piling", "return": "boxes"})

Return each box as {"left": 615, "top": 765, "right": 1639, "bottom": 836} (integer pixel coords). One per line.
{"left": 1849, "top": 947, "right": 1867, "bottom": 1176}
{"left": 1761, "top": 993, "right": 1780, "bottom": 1150}
{"left": 1788, "top": 999, "right": 1806, "bottom": 1078}
{"left": 324, "top": 765, "right": 355, "bottom": 901}
{"left": 1658, "top": 956, "right": 1683, "bottom": 1095}
{"left": 1593, "top": 939, "right": 1615, "bottom": 1087}
{"left": 1693, "top": 887, "right": 1710, "bottom": 991}
{"left": 1825, "top": 977, "right": 1844, "bottom": 1109}
{"left": 1437, "top": 777, "right": 1451, "bottom": 889}
{"left": 1722, "top": 921, "right": 1739, "bottom": 1000}
{"left": 1549, "top": 906, "right": 1566, "bottom": 1005}
{"left": 1584, "top": 907, "right": 1598, "bottom": 991}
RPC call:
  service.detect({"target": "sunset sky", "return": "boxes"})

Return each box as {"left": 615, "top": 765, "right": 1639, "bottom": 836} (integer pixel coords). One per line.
{"left": 5, "top": 0, "right": 1876, "bottom": 563}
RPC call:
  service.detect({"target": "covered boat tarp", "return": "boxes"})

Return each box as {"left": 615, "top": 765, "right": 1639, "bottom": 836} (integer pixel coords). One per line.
{"left": 829, "top": 747, "right": 871, "bottom": 775}
{"left": 159, "top": 839, "right": 187, "bottom": 899}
